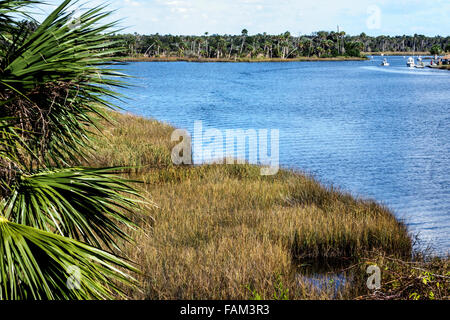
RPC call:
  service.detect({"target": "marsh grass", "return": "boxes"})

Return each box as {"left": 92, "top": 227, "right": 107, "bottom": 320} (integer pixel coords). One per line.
{"left": 86, "top": 111, "right": 420, "bottom": 299}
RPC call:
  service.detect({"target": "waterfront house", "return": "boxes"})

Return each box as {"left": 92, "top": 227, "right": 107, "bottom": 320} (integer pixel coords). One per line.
{"left": 442, "top": 55, "right": 450, "bottom": 65}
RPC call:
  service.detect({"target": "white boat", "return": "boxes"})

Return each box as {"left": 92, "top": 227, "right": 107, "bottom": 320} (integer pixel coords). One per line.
{"left": 415, "top": 61, "right": 425, "bottom": 68}
{"left": 406, "top": 57, "right": 415, "bottom": 68}
{"left": 381, "top": 58, "right": 389, "bottom": 66}
{"left": 415, "top": 56, "right": 425, "bottom": 68}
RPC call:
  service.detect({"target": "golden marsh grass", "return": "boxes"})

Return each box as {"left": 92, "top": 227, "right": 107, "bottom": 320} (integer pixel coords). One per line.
{"left": 87, "top": 112, "right": 414, "bottom": 299}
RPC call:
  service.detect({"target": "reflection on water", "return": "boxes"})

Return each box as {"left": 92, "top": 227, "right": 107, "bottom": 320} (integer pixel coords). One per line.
{"left": 113, "top": 56, "right": 450, "bottom": 254}
{"left": 295, "top": 257, "right": 355, "bottom": 298}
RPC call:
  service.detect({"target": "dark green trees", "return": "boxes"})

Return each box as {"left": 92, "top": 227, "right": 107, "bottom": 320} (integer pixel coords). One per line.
{"left": 430, "top": 44, "right": 443, "bottom": 55}
{"left": 113, "top": 31, "right": 450, "bottom": 59}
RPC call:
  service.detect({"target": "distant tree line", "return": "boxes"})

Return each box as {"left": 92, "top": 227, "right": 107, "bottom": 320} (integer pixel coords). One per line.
{"left": 111, "top": 30, "right": 450, "bottom": 59}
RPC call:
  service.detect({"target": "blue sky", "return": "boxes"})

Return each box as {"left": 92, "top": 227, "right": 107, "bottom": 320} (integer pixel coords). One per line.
{"left": 41, "top": 0, "right": 449, "bottom": 36}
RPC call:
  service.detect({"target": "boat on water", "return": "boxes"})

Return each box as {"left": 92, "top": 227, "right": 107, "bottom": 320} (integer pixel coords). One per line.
{"left": 406, "top": 57, "right": 415, "bottom": 68}
{"left": 381, "top": 58, "right": 389, "bottom": 66}
{"left": 415, "top": 56, "right": 425, "bottom": 68}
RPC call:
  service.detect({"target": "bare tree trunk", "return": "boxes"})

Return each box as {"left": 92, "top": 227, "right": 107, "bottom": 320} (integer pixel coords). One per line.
{"left": 240, "top": 37, "right": 246, "bottom": 55}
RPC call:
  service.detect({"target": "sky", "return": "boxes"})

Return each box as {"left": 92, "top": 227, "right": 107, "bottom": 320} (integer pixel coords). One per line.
{"left": 39, "top": 0, "right": 450, "bottom": 36}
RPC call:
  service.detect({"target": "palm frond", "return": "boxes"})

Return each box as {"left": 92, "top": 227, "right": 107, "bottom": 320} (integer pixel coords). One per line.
{"left": 4, "top": 167, "right": 142, "bottom": 251}
{"left": 0, "top": 215, "right": 138, "bottom": 300}
{"left": 0, "top": 117, "right": 19, "bottom": 162}
{"left": 0, "top": 0, "right": 143, "bottom": 300}
{"left": 0, "top": 0, "right": 128, "bottom": 167}
{"left": 0, "top": 1, "right": 38, "bottom": 25}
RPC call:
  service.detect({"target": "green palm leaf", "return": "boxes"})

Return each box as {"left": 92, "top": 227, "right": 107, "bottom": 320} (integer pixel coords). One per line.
{"left": 0, "top": 117, "right": 19, "bottom": 162}
{"left": 0, "top": 1, "right": 37, "bottom": 25}
{"left": 1, "top": 0, "right": 128, "bottom": 167}
{"left": 0, "top": 215, "right": 138, "bottom": 300}
{"left": 4, "top": 167, "right": 142, "bottom": 250}
{"left": 0, "top": 0, "right": 143, "bottom": 300}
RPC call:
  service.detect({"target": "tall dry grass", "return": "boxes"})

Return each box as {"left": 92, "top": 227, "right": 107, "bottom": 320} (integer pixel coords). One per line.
{"left": 86, "top": 112, "right": 415, "bottom": 299}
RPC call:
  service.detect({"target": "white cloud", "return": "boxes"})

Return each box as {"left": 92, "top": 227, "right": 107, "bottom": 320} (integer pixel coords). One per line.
{"left": 171, "top": 7, "right": 188, "bottom": 13}
{"left": 38, "top": 0, "right": 450, "bottom": 36}
{"left": 124, "top": 0, "right": 141, "bottom": 6}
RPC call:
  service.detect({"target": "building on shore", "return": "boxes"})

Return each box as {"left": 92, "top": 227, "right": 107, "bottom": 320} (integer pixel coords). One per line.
{"left": 441, "top": 55, "right": 450, "bottom": 65}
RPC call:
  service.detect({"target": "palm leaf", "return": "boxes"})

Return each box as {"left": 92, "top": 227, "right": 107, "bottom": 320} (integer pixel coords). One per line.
{"left": 0, "top": 0, "right": 143, "bottom": 300}
{"left": 0, "top": 1, "right": 38, "bottom": 25}
{"left": 0, "top": 0, "right": 129, "bottom": 167}
{"left": 4, "top": 167, "right": 142, "bottom": 251}
{"left": 0, "top": 215, "right": 138, "bottom": 300}
{"left": 0, "top": 117, "right": 20, "bottom": 162}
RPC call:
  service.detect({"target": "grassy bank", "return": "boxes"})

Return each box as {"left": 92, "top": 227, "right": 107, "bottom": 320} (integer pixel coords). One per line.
{"left": 119, "top": 56, "right": 368, "bottom": 63}
{"left": 86, "top": 112, "right": 448, "bottom": 300}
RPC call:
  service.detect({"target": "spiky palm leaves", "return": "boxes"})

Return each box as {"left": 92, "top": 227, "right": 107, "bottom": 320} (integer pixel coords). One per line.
{"left": 1, "top": 0, "right": 127, "bottom": 167}
{"left": 0, "top": 0, "right": 140, "bottom": 299}
{"left": 0, "top": 217, "right": 136, "bottom": 299}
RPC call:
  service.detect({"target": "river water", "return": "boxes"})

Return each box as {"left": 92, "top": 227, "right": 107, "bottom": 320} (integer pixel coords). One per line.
{"left": 114, "top": 56, "right": 450, "bottom": 254}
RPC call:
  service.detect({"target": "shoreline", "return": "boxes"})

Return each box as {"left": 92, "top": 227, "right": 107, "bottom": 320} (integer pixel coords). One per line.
{"left": 117, "top": 54, "right": 450, "bottom": 70}
{"left": 118, "top": 56, "right": 368, "bottom": 63}
{"left": 362, "top": 51, "right": 431, "bottom": 56}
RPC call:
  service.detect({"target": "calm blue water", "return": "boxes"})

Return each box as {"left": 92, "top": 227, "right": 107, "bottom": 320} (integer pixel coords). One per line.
{"left": 113, "top": 56, "right": 450, "bottom": 254}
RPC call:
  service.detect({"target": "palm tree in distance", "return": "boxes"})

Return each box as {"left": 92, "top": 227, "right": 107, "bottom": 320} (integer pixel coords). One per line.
{"left": 240, "top": 28, "right": 248, "bottom": 56}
